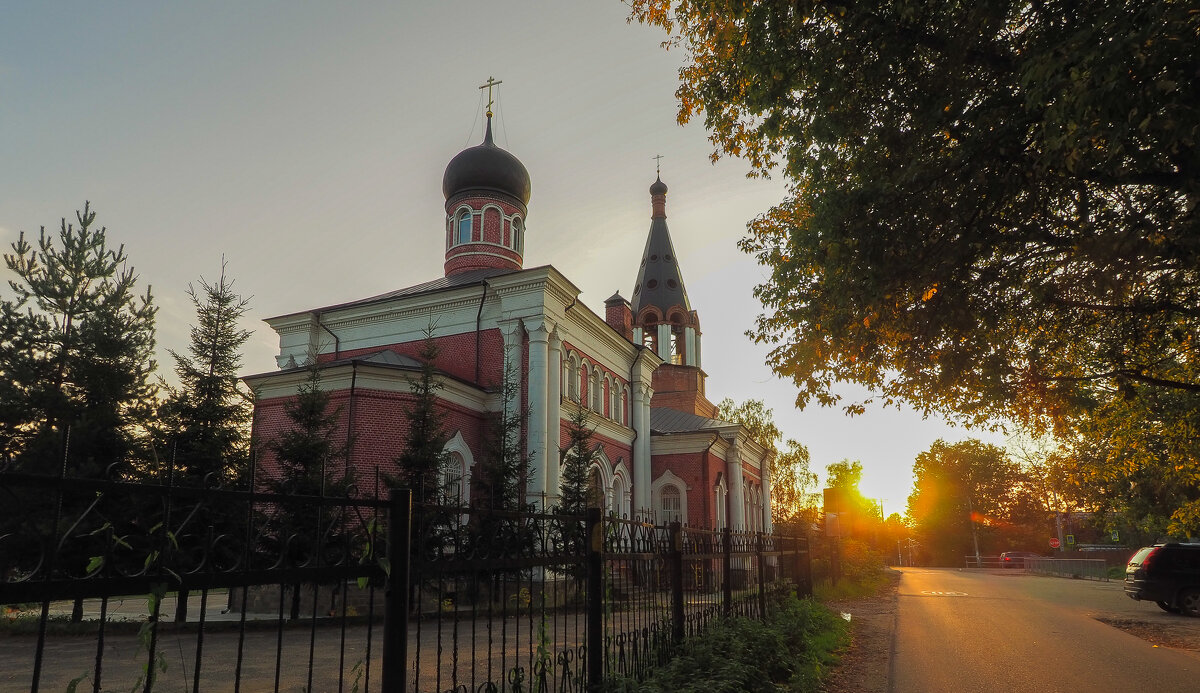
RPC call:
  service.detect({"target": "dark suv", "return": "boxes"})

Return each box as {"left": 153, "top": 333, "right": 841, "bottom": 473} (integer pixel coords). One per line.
{"left": 1125, "top": 544, "right": 1200, "bottom": 615}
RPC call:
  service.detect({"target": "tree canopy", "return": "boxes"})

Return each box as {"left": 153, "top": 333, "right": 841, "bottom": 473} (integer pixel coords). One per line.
{"left": 717, "top": 397, "right": 816, "bottom": 526}
{"left": 631, "top": 1, "right": 1199, "bottom": 432}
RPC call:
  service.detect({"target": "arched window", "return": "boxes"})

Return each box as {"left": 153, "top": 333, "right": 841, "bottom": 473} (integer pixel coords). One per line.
{"left": 578, "top": 362, "right": 589, "bottom": 407}
{"left": 609, "top": 380, "right": 619, "bottom": 422}
{"left": 457, "top": 211, "right": 472, "bottom": 245}
{"left": 442, "top": 452, "right": 465, "bottom": 506}
{"left": 642, "top": 324, "right": 657, "bottom": 353}
{"left": 611, "top": 474, "right": 628, "bottom": 519}
{"left": 714, "top": 479, "right": 728, "bottom": 530}
{"left": 671, "top": 325, "right": 686, "bottom": 365}
{"left": 566, "top": 354, "right": 580, "bottom": 402}
{"left": 512, "top": 216, "right": 524, "bottom": 252}
{"left": 660, "top": 485, "right": 682, "bottom": 525}
{"left": 588, "top": 466, "right": 605, "bottom": 509}
{"left": 592, "top": 370, "right": 603, "bottom": 412}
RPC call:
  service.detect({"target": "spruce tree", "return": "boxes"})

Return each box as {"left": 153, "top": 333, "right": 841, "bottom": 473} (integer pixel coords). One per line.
{"left": 264, "top": 365, "right": 351, "bottom": 618}
{"left": 391, "top": 324, "right": 449, "bottom": 505}
{"left": 470, "top": 361, "right": 534, "bottom": 561}
{"left": 158, "top": 261, "right": 253, "bottom": 485}
{"left": 553, "top": 404, "right": 599, "bottom": 585}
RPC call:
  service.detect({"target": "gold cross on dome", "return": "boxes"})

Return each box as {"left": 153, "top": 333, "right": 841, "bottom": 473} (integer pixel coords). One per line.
{"left": 652, "top": 153, "right": 664, "bottom": 176}
{"left": 479, "top": 76, "right": 503, "bottom": 117}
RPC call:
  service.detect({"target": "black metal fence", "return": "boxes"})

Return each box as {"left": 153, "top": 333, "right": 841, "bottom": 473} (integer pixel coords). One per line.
{"left": 1, "top": 469, "right": 811, "bottom": 692}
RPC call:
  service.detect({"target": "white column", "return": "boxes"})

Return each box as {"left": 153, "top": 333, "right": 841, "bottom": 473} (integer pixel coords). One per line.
{"left": 524, "top": 318, "right": 550, "bottom": 509}
{"left": 656, "top": 324, "right": 671, "bottom": 362}
{"left": 631, "top": 381, "right": 653, "bottom": 518}
{"left": 728, "top": 436, "right": 746, "bottom": 530}
{"left": 632, "top": 326, "right": 643, "bottom": 345}
{"left": 684, "top": 327, "right": 697, "bottom": 367}
{"left": 546, "top": 327, "right": 563, "bottom": 506}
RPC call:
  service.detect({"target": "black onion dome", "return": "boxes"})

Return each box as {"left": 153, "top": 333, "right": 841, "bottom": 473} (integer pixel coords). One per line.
{"left": 649, "top": 176, "right": 668, "bottom": 195}
{"left": 442, "top": 117, "right": 531, "bottom": 205}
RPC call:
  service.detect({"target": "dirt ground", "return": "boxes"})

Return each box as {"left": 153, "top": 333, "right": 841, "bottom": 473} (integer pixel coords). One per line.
{"left": 822, "top": 569, "right": 901, "bottom": 693}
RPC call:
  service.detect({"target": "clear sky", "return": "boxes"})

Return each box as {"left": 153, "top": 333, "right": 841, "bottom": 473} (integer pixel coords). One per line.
{"left": 1, "top": 2, "right": 1008, "bottom": 516}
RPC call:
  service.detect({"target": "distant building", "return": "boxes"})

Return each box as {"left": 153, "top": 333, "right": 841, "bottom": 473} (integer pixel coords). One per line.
{"left": 245, "top": 111, "right": 773, "bottom": 531}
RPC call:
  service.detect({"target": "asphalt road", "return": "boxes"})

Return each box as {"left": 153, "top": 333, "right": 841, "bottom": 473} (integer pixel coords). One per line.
{"left": 892, "top": 567, "right": 1200, "bottom": 692}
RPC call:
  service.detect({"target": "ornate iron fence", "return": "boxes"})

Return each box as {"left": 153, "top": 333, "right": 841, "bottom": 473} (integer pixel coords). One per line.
{"left": 2, "top": 470, "right": 811, "bottom": 692}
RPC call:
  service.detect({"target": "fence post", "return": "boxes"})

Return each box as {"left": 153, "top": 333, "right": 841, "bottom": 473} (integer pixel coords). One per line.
{"left": 668, "top": 522, "right": 684, "bottom": 644}
{"left": 756, "top": 532, "right": 766, "bottom": 618}
{"left": 382, "top": 488, "right": 412, "bottom": 693}
{"left": 586, "top": 508, "right": 603, "bottom": 692}
{"left": 796, "top": 534, "right": 813, "bottom": 598}
{"left": 722, "top": 527, "right": 732, "bottom": 618}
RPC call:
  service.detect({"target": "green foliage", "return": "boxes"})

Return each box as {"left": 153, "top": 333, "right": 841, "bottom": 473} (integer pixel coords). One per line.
{"left": 263, "top": 364, "right": 353, "bottom": 569}
{"left": 906, "top": 439, "right": 1040, "bottom": 564}
{"left": 469, "top": 361, "right": 534, "bottom": 556}
{"left": 1, "top": 202, "right": 157, "bottom": 475}
{"left": 624, "top": 593, "right": 847, "bottom": 693}
{"left": 558, "top": 403, "right": 599, "bottom": 515}
{"left": 391, "top": 323, "right": 450, "bottom": 505}
{"left": 156, "top": 260, "right": 252, "bottom": 485}
{"left": 630, "top": 1, "right": 1199, "bottom": 436}
{"left": 717, "top": 398, "right": 816, "bottom": 527}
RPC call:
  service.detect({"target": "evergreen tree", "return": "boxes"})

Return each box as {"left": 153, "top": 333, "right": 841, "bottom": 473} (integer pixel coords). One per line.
{"left": 263, "top": 365, "right": 351, "bottom": 617}
{"left": 391, "top": 324, "right": 449, "bottom": 505}
{"left": 553, "top": 404, "right": 599, "bottom": 586}
{"left": 557, "top": 404, "right": 599, "bottom": 516}
{"left": 1, "top": 202, "right": 157, "bottom": 476}
{"left": 470, "top": 361, "right": 534, "bottom": 558}
{"left": 158, "top": 261, "right": 253, "bottom": 485}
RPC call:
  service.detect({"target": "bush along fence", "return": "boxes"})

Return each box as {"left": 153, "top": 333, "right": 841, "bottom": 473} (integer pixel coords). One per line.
{"left": 1, "top": 468, "right": 812, "bottom": 692}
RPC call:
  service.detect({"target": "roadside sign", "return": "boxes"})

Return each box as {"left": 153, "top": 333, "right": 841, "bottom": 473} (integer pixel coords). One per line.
{"left": 1049, "top": 537, "right": 1061, "bottom": 548}
{"left": 1066, "top": 534, "right": 1075, "bottom": 545}
{"left": 1111, "top": 529, "right": 1120, "bottom": 542}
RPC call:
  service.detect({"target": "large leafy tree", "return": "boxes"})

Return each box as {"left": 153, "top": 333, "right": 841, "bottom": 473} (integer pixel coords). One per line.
{"left": 630, "top": 1, "right": 1199, "bottom": 432}
{"left": 906, "top": 439, "right": 1031, "bottom": 565}
{"left": 158, "top": 262, "right": 253, "bottom": 485}
{"left": 1, "top": 203, "right": 157, "bottom": 475}
{"left": 716, "top": 398, "right": 816, "bottom": 527}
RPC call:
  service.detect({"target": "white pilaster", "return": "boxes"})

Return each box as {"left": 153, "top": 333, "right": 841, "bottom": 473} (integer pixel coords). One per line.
{"left": 656, "top": 324, "right": 671, "bottom": 362}
{"left": 545, "top": 329, "right": 563, "bottom": 505}
{"left": 728, "top": 436, "right": 746, "bottom": 531}
{"left": 684, "top": 327, "right": 697, "bottom": 367}
{"left": 524, "top": 318, "right": 550, "bottom": 508}
{"left": 631, "top": 380, "right": 653, "bottom": 518}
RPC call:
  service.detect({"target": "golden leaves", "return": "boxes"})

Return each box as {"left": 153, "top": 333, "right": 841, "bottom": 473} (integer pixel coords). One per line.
{"left": 922, "top": 284, "right": 939, "bottom": 301}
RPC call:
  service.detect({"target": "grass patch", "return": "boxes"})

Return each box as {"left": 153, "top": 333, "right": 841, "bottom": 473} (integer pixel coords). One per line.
{"left": 814, "top": 568, "right": 893, "bottom": 601}
{"left": 609, "top": 591, "right": 849, "bottom": 693}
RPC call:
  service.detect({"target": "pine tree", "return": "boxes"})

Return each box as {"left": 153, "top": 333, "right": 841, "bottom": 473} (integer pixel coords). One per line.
{"left": 158, "top": 261, "right": 253, "bottom": 485}
{"left": 1, "top": 202, "right": 157, "bottom": 477}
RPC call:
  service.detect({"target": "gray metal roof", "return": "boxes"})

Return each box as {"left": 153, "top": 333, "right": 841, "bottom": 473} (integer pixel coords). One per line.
{"left": 268, "top": 266, "right": 515, "bottom": 321}
{"left": 649, "top": 407, "right": 736, "bottom": 434}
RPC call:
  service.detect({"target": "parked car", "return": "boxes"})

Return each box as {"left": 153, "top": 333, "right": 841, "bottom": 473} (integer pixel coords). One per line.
{"left": 1124, "top": 544, "right": 1200, "bottom": 616}
{"left": 999, "top": 551, "right": 1040, "bottom": 568}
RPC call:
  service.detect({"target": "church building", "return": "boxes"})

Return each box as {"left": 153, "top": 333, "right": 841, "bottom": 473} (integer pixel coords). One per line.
{"left": 245, "top": 110, "right": 774, "bottom": 532}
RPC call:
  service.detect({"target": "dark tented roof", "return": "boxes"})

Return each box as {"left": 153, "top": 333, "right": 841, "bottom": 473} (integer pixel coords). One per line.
{"left": 630, "top": 189, "right": 691, "bottom": 318}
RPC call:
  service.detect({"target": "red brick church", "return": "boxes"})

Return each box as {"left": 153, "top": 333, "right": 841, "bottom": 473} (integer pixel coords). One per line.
{"left": 245, "top": 110, "right": 774, "bottom": 532}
